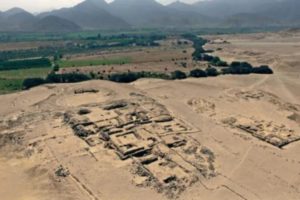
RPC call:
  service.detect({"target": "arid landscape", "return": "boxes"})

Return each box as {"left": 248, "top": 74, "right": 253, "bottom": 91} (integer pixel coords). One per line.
{"left": 1, "top": 29, "right": 300, "bottom": 200}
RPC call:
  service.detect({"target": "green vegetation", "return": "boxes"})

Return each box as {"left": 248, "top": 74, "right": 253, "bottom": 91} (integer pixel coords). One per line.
{"left": 171, "top": 70, "right": 187, "bottom": 80}
{"left": 22, "top": 72, "right": 91, "bottom": 90}
{"left": 0, "top": 33, "right": 165, "bottom": 60}
{"left": 182, "top": 33, "right": 273, "bottom": 76}
{"left": 0, "top": 31, "right": 166, "bottom": 43}
{"left": 221, "top": 62, "right": 273, "bottom": 75}
{"left": 0, "top": 27, "right": 281, "bottom": 43}
{"left": 206, "top": 67, "right": 219, "bottom": 77}
{"left": 22, "top": 78, "right": 46, "bottom": 90}
{"left": 0, "top": 68, "right": 51, "bottom": 79}
{"left": 189, "top": 69, "right": 207, "bottom": 78}
{"left": 109, "top": 72, "right": 171, "bottom": 83}
{"left": 0, "top": 78, "right": 23, "bottom": 94}
{"left": 182, "top": 34, "right": 208, "bottom": 61}
{"left": 222, "top": 62, "right": 253, "bottom": 75}
{"left": 0, "top": 30, "right": 275, "bottom": 94}
{"left": 109, "top": 72, "right": 140, "bottom": 83}
{"left": 46, "top": 73, "right": 91, "bottom": 83}
{"left": 252, "top": 65, "right": 273, "bottom": 74}
{"left": 0, "top": 58, "right": 51, "bottom": 71}
{"left": 209, "top": 57, "right": 228, "bottom": 67}
{"left": 58, "top": 57, "right": 131, "bottom": 68}
{"left": 0, "top": 67, "right": 51, "bottom": 94}
{"left": 23, "top": 71, "right": 171, "bottom": 88}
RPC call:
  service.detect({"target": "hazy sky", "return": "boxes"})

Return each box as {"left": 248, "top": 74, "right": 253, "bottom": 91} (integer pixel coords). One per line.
{"left": 0, "top": 0, "right": 201, "bottom": 13}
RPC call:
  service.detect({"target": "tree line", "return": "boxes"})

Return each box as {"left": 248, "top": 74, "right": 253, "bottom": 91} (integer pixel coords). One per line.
{"left": 0, "top": 58, "right": 51, "bottom": 71}
{"left": 22, "top": 34, "right": 273, "bottom": 90}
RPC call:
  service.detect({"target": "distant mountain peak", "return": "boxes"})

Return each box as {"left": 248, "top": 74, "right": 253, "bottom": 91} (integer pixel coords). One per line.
{"left": 112, "top": 0, "right": 161, "bottom": 6}
{"left": 5, "top": 7, "right": 26, "bottom": 13}
{"left": 85, "top": 0, "right": 108, "bottom": 6}
{"left": 168, "top": 0, "right": 192, "bottom": 7}
{"left": 167, "top": 0, "right": 195, "bottom": 13}
{"left": 3, "top": 7, "right": 28, "bottom": 17}
{"left": 77, "top": 0, "right": 109, "bottom": 10}
{"left": 170, "top": 1, "right": 188, "bottom": 5}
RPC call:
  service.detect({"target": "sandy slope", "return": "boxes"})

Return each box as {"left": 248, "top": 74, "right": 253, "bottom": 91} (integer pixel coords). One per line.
{"left": 0, "top": 32, "right": 300, "bottom": 200}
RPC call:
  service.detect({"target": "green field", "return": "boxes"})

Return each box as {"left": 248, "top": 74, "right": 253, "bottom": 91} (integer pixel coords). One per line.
{"left": 0, "top": 79, "right": 23, "bottom": 94}
{"left": 58, "top": 57, "right": 132, "bottom": 68}
{"left": 0, "top": 67, "right": 51, "bottom": 94}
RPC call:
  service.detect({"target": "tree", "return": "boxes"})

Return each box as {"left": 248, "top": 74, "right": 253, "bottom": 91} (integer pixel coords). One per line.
{"left": 189, "top": 69, "right": 207, "bottom": 78}
{"left": 215, "top": 60, "right": 228, "bottom": 67}
{"left": 171, "top": 70, "right": 187, "bottom": 80}
{"left": 201, "top": 54, "right": 214, "bottom": 62}
{"left": 228, "top": 61, "right": 253, "bottom": 74}
{"left": 54, "top": 53, "right": 63, "bottom": 61}
{"left": 109, "top": 72, "right": 139, "bottom": 83}
{"left": 90, "top": 71, "right": 96, "bottom": 79}
{"left": 22, "top": 78, "right": 45, "bottom": 90}
{"left": 252, "top": 65, "right": 273, "bottom": 74}
{"left": 46, "top": 73, "right": 91, "bottom": 83}
{"left": 210, "top": 57, "right": 228, "bottom": 67}
{"left": 0, "top": 58, "right": 51, "bottom": 71}
{"left": 206, "top": 67, "right": 218, "bottom": 77}
{"left": 211, "top": 57, "right": 221, "bottom": 64}
{"left": 53, "top": 64, "right": 60, "bottom": 72}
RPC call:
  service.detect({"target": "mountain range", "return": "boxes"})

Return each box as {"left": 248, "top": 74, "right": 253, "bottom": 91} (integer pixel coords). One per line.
{"left": 0, "top": 0, "right": 299, "bottom": 32}
{"left": 0, "top": 8, "right": 81, "bottom": 32}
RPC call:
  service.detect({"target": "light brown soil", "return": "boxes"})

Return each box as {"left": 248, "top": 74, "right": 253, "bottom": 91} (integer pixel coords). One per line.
{"left": 0, "top": 31, "right": 300, "bottom": 200}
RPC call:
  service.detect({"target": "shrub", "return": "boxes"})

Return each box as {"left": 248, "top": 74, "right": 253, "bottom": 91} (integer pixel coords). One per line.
{"left": 206, "top": 67, "right": 218, "bottom": 77}
{"left": 192, "top": 48, "right": 205, "bottom": 60}
{"left": 189, "top": 69, "right": 207, "bottom": 78}
{"left": 109, "top": 72, "right": 139, "bottom": 83}
{"left": 215, "top": 60, "right": 228, "bottom": 67}
{"left": 180, "top": 62, "right": 187, "bottom": 68}
{"left": 252, "top": 65, "right": 273, "bottom": 74}
{"left": 227, "top": 61, "right": 253, "bottom": 74}
{"left": 211, "top": 57, "right": 221, "bottom": 64}
{"left": 171, "top": 70, "right": 187, "bottom": 80}
{"left": 22, "top": 78, "right": 45, "bottom": 90}
{"left": 139, "top": 72, "right": 171, "bottom": 80}
{"left": 201, "top": 54, "right": 214, "bottom": 62}
{"left": 230, "top": 61, "right": 242, "bottom": 68}
{"left": 53, "top": 64, "right": 60, "bottom": 72}
{"left": 46, "top": 73, "right": 91, "bottom": 83}
{"left": 210, "top": 57, "right": 228, "bottom": 67}
{"left": 108, "top": 71, "right": 171, "bottom": 83}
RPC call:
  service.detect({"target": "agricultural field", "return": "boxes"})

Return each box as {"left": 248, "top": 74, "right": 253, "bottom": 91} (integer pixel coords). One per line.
{"left": 0, "top": 31, "right": 196, "bottom": 94}
{"left": 0, "top": 29, "right": 275, "bottom": 94}
{"left": 58, "top": 57, "right": 132, "bottom": 68}
{"left": 60, "top": 40, "right": 194, "bottom": 73}
{"left": 0, "top": 31, "right": 169, "bottom": 94}
{"left": 0, "top": 67, "right": 51, "bottom": 93}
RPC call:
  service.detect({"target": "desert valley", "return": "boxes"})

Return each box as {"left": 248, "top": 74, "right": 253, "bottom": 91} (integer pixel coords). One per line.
{"left": 0, "top": 0, "right": 300, "bottom": 200}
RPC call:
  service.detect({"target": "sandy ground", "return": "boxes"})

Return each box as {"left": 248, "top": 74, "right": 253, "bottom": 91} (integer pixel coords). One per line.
{"left": 0, "top": 31, "right": 300, "bottom": 200}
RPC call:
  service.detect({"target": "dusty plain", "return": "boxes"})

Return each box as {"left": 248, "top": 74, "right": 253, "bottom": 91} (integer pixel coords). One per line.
{"left": 0, "top": 30, "right": 300, "bottom": 200}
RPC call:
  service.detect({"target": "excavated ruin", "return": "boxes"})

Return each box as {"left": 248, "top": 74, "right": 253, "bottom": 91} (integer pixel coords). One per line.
{"left": 64, "top": 96, "right": 216, "bottom": 198}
